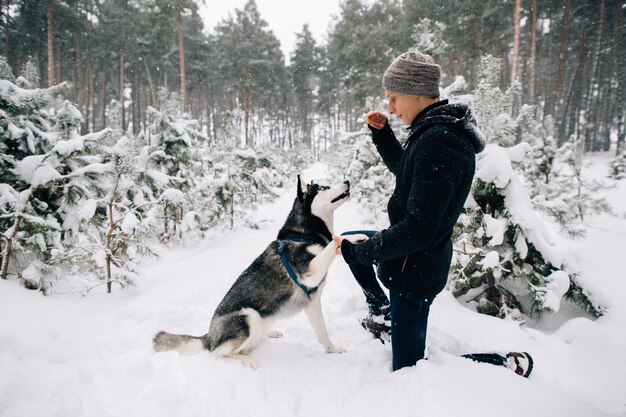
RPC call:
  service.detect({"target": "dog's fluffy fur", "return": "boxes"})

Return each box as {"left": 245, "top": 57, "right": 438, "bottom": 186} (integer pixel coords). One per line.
{"left": 153, "top": 175, "right": 367, "bottom": 369}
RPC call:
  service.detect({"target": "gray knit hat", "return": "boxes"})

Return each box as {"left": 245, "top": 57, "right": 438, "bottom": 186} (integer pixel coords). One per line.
{"left": 382, "top": 51, "right": 441, "bottom": 97}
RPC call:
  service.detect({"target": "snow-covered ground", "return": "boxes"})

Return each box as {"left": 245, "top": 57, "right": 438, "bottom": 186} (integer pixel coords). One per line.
{"left": 1, "top": 157, "right": 625, "bottom": 417}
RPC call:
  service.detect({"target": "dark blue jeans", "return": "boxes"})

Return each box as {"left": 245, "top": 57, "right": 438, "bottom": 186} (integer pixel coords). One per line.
{"left": 390, "top": 291, "right": 432, "bottom": 371}
{"left": 341, "top": 231, "right": 390, "bottom": 317}
{"left": 341, "top": 231, "right": 511, "bottom": 372}
{"left": 341, "top": 230, "right": 432, "bottom": 371}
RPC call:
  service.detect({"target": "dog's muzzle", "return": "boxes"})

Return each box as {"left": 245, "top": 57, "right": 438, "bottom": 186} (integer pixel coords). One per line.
{"left": 331, "top": 181, "right": 351, "bottom": 203}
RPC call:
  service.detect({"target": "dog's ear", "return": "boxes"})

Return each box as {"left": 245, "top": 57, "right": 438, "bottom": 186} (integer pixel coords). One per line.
{"left": 297, "top": 175, "right": 306, "bottom": 203}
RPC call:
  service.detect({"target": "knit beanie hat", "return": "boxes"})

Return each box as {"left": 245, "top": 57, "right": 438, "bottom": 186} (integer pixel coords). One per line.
{"left": 382, "top": 51, "right": 441, "bottom": 97}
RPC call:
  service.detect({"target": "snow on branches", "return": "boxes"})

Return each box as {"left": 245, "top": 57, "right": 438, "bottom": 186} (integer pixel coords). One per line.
{"left": 450, "top": 144, "right": 603, "bottom": 319}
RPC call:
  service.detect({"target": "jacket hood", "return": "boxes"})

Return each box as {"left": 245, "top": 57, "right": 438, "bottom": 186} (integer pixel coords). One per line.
{"left": 408, "top": 100, "right": 486, "bottom": 154}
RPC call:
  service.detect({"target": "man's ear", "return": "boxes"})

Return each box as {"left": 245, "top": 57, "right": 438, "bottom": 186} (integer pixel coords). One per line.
{"left": 297, "top": 175, "right": 306, "bottom": 203}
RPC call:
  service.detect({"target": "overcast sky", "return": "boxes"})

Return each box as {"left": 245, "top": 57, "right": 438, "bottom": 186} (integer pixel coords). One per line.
{"left": 198, "top": 0, "right": 344, "bottom": 61}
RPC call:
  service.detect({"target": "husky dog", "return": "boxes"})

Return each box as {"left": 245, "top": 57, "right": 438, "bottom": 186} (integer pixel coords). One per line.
{"left": 153, "top": 175, "right": 367, "bottom": 369}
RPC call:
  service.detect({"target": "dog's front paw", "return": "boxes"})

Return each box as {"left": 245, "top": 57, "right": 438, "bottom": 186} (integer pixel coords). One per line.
{"left": 325, "top": 345, "right": 347, "bottom": 354}
{"left": 343, "top": 233, "right": 369, "bottom": 244}
{"left": 266, "top": 330, "right": 283, "bottom": 339}
{"left": 240, "top": 356, "right": 260, "bottom": 370}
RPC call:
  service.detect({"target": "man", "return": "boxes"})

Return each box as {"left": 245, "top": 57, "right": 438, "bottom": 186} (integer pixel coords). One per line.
{"left": 332, "top": 50, "right": 487, "bottom": 371}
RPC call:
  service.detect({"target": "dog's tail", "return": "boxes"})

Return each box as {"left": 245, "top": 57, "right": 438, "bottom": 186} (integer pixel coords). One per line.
{"left": 153, "top": 331, "right": 209, "bottom": 356}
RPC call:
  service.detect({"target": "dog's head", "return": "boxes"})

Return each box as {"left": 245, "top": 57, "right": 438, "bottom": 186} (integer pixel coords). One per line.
{"left": 297, "top": 175, "right": 350, "bottom": 219}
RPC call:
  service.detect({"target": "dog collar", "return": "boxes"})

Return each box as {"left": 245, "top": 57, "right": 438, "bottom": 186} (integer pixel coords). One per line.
{"left": 278, "top": 240, "right": 317, "bottom": 297}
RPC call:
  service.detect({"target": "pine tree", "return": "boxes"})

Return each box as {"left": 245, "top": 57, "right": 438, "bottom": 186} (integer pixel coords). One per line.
{"left": 0, "top": 54, "right": 16, "bottom": 82}
{"left": 17, "top": 56, "right": 40, "bottom": 88}
{"left": 0, "top": 76, "right": 113, "bottom": 291}
{"left": 291, "top": 24, "right": 322, "bottom": 149}
{"left": 472, "top": 55, "right": 529, "bottom": 147}
{"left": 526, "top": 130, "right": 611, "bottom": 237}
{"left": 56, "top": 133, "right": 158, "bottom": 294}
{"left": 141, "top": 88, "right": 208, "bottom": 241}
{"left": 610, "top": 151, "right": 626, "bottom": 180}
{"left": 448, "top": 59, "right": 605, "bottom": 319}
{"left": 450, "top": 144, "right": 603, "bottom": 319}
{"left": 411, "top": 18, "right": 448, "bottom": 57}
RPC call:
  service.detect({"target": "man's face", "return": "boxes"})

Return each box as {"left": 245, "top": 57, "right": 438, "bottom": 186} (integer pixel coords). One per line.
{"left": 385, "top": 91, "right": 427, "bottom": 125}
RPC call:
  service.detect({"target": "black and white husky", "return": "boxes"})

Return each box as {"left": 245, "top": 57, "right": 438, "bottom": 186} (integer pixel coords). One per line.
{"left": 153, "top": 175, "right": 367, "bottom": 369}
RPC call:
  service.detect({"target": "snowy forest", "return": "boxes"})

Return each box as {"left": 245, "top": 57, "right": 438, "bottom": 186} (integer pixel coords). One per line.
{"left": 1, "top": 0, "right": 625, "bottom": 317}
{"left": 2, "top": 1, "right": 626, "bottom": 416}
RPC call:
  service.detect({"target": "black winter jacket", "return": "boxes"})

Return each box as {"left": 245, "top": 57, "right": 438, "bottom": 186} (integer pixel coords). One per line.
{"left": 341, "top": 99, "right": 485, "bottom": 299}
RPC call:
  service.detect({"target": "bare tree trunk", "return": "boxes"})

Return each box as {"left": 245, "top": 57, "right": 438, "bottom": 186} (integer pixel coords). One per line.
{"left": 600, "top": 79, "right": 613, "bottom": 151}
{"left": 106, "top": 202, "right": 115, "bottom": 293}
{"left": 562, "top": 5, "right": 587, "bottom": 142}
{"left": 470, "top": 0, "right": 482, "bottom": 88}
{"left": 616, "top": 1, "right": 625, "bottom": 155}
{"left": 119, "top": 0, "right": 128, "bottom": 132}
{"left": 529, "top": 0, "right": 538, "bottom": 102}
{"left": 37, "top": 34, "right": 45, "bottom": 87}
{"left": 85, "top": 59, "right": 92, "bottom": 132}
{"left": 178, "top": 4, "right": 188, "bottom": 112}
{"left": 591, "top": 54, "right": 608, "bottom": 151}
{"left": 86, "top": 0, "right": 94, "bottom": 132}
{"left": 101, "top": 65, "right": 108, "bottom": 129}
{"left": 244, "top": 69, "right": 252, "bottom": 147}
{"left": 132, "top": 68, "right": 140, "bottom": 135}
{"left": 584, "top": 0, "right": 606, "bottom": 151}
{"left": 554, "top": 0, "right": 570, "bottom": 116}
{"left": 141, "top": 56, "right": 157, "bottom": 107}
{"left": 47, "top": 1, "right": 55, "bottom": 87}
{"left": 1, "top": 0, "right": 12, "bottom": 72}
{"left": 55, "top": 43, "right": 62, "bottom": 84}
{"left": 0, "top": 216, "right": 22, "bottom": 280}
{"left": 511, "top": 0, "right": 522, "bottom": 83}
{"left": 75, "top": 30, "right": 84, "bottom": 127}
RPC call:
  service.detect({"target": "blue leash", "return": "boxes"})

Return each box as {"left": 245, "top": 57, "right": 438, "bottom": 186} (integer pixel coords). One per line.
{"left": 278, "top": 237, "right": 318, "bottom": 297}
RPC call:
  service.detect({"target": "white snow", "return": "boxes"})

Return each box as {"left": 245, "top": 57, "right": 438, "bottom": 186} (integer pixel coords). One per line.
{"left": 121, "top": 212, "right": 140, "bottom": 234}
{"left": 476, "top": 144, "right": 513, "bottom": 188}
{"left": 0, "top": 158, "right": 625, "bottom": 417}
{"left": 483, "top": 213, "right": 505, "bottom": 245}
{"left": 78, "top": 199, "right": 98, "bottom": 221}
{"left": 478, "top": 250, "right": 500, "bottom": 269}
{"left": 159, "top": 189, "right": 185, "bottom": 204}
{"left": 537, "top": 270, "right": 571, "bottom": 313}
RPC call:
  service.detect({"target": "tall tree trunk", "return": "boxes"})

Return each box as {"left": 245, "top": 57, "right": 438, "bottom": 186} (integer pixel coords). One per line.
{"left": 106, "top": 202, "right": 115, "bottom": 293}
{"left": 553, "top": 0, "right": 570, "bottom": 116}
{"left": 75, "top": 30, "right": 84, "bottom": 128}
{"left": 120, "top": 0, "right": 128, "bottom": 132}
{"left": 132, "top": 68, "right": 140, "bottom": 135}
{"left": 616, "top": 1, "right": 625, "bottom": 155}
{"left": 86, "top": 0, "right": 94, "bottom": 132}
{"left": 0, "top": 216, "right": 22, "bottom": 280}
{"left": 542, "top": 20, "right": 555, "bottom": 118}
{"left": 1, "top": 0, "right": 12, "bottom": 72}
{"left": 244, "top": 69, "right": 252, "bottom": 147}
{"left": 511, "top": 0, "right": 522, "bottom": 83}
{"left": 141, "top": 56, "right": 157, "bottom": 107}
{"left": 101, "top": 65, "right": 108, "bottom": 130}
{"left": 529, "top": 0, "right": 538, "bottom": 102}
{"left": 86, "top": 59, "right": 93, "bottom": 132}
{"left": 119, "top": 51, "right": 125, "bottom": 130}
{"left": 178, "top": 4, "right": 188, "bottom": 112}
{"left": 470, "top": 0, "right": 482, "bottom": 88}
{"left": 47, "top": 1, "right": 54, "bottom": 87}
{"left": 562, "top": 3, "right": 587, "bottom": 142}
{"left": 584, "top": 0, "right": 606, "bottom": 151}
{"left": 55, "top": 43, "right": 62, "bottom": 84}
{"left": 591, "top": 53, "right": 608, "bottom": 151}
{"left": 600, "top": 77, "right": 613, "bottom": 151}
